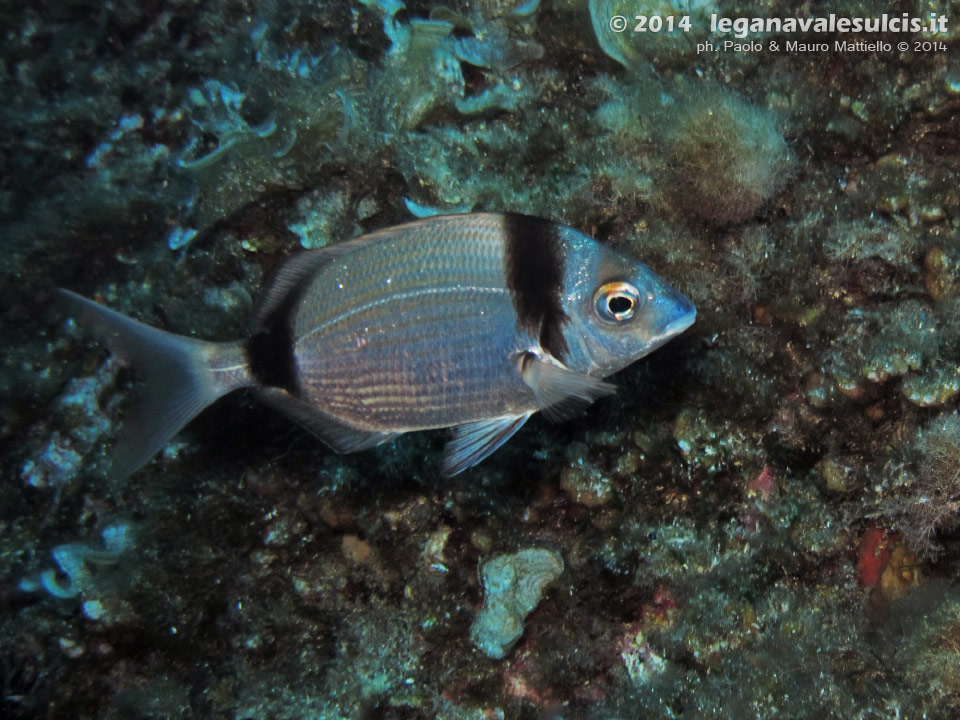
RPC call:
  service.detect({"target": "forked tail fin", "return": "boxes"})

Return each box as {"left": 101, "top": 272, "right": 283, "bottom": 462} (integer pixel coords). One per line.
{"left": 55, "top": 289, "right": 255, "bottom": 479}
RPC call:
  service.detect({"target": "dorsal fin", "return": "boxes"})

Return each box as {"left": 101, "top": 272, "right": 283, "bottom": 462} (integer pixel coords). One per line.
{"left": 250, "top": 250, "right": 335, "bottom": 335}
{"left": 250, "top": 216, "right": 484, "bottom": 334}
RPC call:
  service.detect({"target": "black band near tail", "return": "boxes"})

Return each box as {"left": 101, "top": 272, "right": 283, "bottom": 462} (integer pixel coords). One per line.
{"left": 503, "top": 213, "right": 569, "bottom": 361}
{"left": 246, "top": 282, "right": 304, "bottom": 396}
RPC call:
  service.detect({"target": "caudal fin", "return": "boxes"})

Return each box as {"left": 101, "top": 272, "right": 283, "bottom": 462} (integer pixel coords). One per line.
{"left": 55, "top": 289, "right": 253, "bottom": 479}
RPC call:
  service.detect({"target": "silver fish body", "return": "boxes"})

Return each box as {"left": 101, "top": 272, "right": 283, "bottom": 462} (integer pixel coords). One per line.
{"left": 57, "top": 213, "right": 695, "bottom": 477}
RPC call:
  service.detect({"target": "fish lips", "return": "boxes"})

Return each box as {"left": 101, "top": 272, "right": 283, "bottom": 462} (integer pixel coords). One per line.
{"left": 663, "top": 299, "right": 697, "bottom": 337}
{"left": 650, "top": 291, "right": 697, "bottom": 347}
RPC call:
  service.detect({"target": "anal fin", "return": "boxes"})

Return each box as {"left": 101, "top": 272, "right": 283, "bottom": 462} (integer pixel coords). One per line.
{"left": 442, "top": 414, "right": 532, "bottom": 476}
{"left": 255, "top": 388, "right": 401, "bottom": 453}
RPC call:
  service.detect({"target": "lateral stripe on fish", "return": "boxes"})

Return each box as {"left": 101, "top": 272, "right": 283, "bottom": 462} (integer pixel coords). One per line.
{"left": 299, "top": 285, "right": 508, "bottom": 345}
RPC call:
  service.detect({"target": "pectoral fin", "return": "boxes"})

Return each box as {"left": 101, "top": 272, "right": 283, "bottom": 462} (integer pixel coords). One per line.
{"left": 519, "top": 352, "right": 616, "bottom": 422}
{"left": 442, "top": 414, "right": 532, "bottom": 476}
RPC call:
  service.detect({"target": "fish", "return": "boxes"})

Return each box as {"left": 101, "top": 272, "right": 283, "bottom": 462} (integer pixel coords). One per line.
{"left": 56, "top": 212, "right": 695, "bottom": 478}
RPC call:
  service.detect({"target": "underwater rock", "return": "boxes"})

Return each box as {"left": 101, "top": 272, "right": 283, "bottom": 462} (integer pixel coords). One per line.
{"left": 925, "top": 246, "right": 960, "bottom": 301}
{"left": 470, "top": 548, "right": 563, "bottom": 659}
{"left": 620, "top": 626, "right": 668, "bottom": 686}
{"left": 560, "top": 460, "right": 614, "bottom": 507}
{"left": 816, "top": 456, "right": 862, "bottom": 494}
{"left": 825, "top": 301, "right": 940, "bottom": 393}
{"left": 558, "top": 437, "right": 639, "bottom": 507}
{"left": 673, "top": 407, "right": 758, "bottom": 477}
{"left": 288, "top": 188, "right": 358, "bottom": 249}
{"left": 901, "top": 365, "right": 960, "bottom": 408}
{"left": 20, "top": 357, "right": 120, "bottom": 488}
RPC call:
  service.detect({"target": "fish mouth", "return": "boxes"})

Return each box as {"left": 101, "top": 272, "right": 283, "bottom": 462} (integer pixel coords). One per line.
{"left": 663, "top": 306, "right": 696, "bottom": 337}
{"left": 642, "top": 304, "right": 696, "bottom": 352}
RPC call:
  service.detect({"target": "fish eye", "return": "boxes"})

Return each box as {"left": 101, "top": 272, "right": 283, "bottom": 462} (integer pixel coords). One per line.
{"left": 593, "top": 282, "right": 642, "bottom": 324}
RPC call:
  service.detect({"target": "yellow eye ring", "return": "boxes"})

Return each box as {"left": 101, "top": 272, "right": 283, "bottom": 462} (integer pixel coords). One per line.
{"left": 593, "top": 282, "right": 642, "bottom": 323}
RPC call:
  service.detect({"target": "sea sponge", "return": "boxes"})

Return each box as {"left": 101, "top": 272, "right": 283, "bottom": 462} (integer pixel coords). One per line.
{"left": 470, "top": 548, "right": 564, "bottom": 659}
{"left": 664, "top": 89, "right": 791, "bottom": 225}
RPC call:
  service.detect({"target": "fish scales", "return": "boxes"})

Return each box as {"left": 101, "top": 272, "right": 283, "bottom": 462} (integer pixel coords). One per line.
{"left": 293, "top": 216, "right": 526, "bottom": 429}
{"left": 54, "top": 212, "right": 696, "bottom": 477}
{"left": 303, "top": 293, "right": 518, "bottom": 412}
